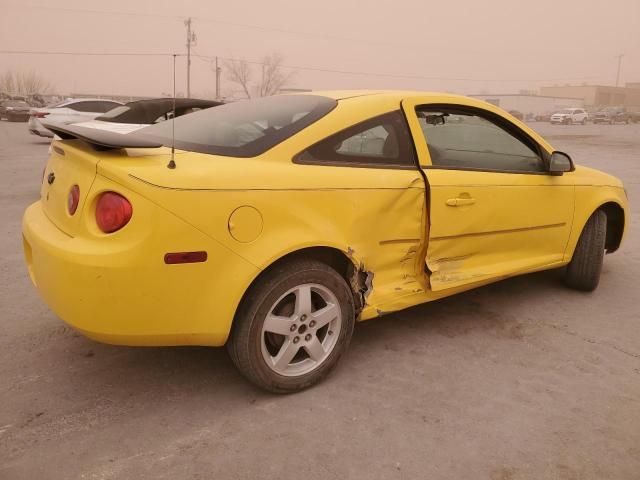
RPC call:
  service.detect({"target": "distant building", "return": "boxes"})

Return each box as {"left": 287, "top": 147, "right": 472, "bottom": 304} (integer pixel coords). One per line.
{"left": 539, "top": 83, "right": 640, "bottom": 109}
{"left": 469, "top": 93, "right": 583, "bottom": 117}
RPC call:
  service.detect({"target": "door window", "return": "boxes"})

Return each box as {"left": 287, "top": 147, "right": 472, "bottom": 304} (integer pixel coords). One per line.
{"left": 417, "top": 108, "right": 544, "bottom": 173}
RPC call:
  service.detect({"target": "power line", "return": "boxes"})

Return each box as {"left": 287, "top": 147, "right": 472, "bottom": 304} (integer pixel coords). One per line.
{"left": 192, "top": 54, "right": 607, "bottom": 84}
{"left": 0, "top": 49, "right": 609, "bottom": 84}
{"left": 0, "top": 50, "right": 173, "bottom": 57}
{"left": 4, "top": 1, "right": 615, "bottom": 61}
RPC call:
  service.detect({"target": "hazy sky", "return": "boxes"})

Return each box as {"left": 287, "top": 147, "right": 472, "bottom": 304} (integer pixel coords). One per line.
{"left": 1, "top": 0, "right": 638, "bottom": 98}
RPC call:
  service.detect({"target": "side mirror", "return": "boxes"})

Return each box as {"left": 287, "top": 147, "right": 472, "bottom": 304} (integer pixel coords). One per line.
{"left": 549, "top": 151, "right": 574, "bottom": 176}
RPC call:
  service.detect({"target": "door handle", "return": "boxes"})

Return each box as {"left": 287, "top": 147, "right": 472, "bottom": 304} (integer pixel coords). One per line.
{"left": 446, "top": 197, "right": 476, "bottom": 207}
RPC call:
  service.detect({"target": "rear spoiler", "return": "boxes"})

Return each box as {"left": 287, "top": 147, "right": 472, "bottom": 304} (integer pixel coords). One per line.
{"left": 42, "top": 122, "right": 163, "bottom": 150}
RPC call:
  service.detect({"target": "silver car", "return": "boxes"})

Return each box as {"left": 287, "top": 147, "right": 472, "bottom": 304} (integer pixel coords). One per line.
{"left": 28, "top": 98, "right": 123, "bottom": 137}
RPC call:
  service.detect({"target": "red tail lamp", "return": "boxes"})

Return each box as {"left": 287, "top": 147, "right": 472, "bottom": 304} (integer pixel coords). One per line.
{"left": 95, "top": 192, "right": 132, "bottom": 233}
{"left": 164, "top": 251, "right": 208, "bottom": 264}
{"left": 68, "top": 185, "right": 80, "bottom": 215}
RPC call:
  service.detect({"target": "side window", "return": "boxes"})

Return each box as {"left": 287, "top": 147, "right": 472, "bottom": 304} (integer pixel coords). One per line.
{"left": 70, "top": 101, "right": 99, "bottom": 112}
{"left": 103, "top": 102, "right": 122, "bottom": 112}
{"left": 294, "top": 111, "right": 415, "bottom": 168}
{"left": 416, "top": 108, "right": 544, "bottom": 173}
{"left": 67, "top": 101, "right": 87, "bottom": 112}
{"left": 91, "top": 101, "right": 120, "bottom": 113}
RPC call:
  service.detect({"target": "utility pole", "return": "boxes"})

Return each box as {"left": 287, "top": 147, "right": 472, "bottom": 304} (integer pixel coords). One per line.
{"left": 184, "top": 17, "right": 196, "bottom": 98}
{"left": 215, "top": 56, "right": 221, "bottom": 100}
{"left": 615, "top": 54, "right": 624, "bottom": 87}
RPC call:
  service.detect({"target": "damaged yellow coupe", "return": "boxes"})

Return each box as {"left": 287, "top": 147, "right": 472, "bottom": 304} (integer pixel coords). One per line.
{"left": 23, "top": 91, "right": 629, "bottom": 392}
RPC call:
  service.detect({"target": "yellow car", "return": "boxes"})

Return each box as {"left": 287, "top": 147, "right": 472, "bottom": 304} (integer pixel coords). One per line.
{"left": 23, "top": 91, "right": 629, "bottom": 392}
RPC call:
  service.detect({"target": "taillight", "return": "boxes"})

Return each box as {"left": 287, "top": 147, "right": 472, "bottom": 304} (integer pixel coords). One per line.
{"left": 95, "top": 192, "right": 132, "bottom": 233}
{"left": 68, "top": 185, "right": 80, "bottom": 215}
{"left": 32, "top": 111, "right": 49, "bottom": 118}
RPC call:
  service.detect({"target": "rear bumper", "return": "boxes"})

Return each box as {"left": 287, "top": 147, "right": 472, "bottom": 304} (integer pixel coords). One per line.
{"left": 22, "top": 200, "right": 258, "bottom": 347}
{"left": 28, "top": 118, "right": 54, "bottom": 137}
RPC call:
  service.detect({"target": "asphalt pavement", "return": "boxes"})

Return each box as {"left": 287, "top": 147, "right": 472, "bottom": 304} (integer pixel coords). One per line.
{"left": 1, "top": 119, "right": 639, "bottom": 479}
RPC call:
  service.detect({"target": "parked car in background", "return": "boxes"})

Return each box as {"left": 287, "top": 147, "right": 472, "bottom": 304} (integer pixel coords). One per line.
{"left": 28, "top": 98, "right": 123, "bottom": 137}
{"left": 0, "top": 100, "right": 32, "bottom": 121}
{"left": 25, "top": 91, "right": 628, "bottom": 392}
{"left": 550, "top": 108, "right": 588, "bottom": 125}
{"left": 593, "top": 107, "right": 631, "bottom": 124}
{"left": 72, "top": 98, "right": 222, "bottom": 134}
{"left": 629, "top": 111, "right": 640, "bottom": 123}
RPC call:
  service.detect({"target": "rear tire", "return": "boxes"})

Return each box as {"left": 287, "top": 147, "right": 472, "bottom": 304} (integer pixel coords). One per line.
{"left": 565, "top": 210, "right": 606, "bottom": 291}
{"left": 228, "top": 259, "right": 355, "bottom": 393}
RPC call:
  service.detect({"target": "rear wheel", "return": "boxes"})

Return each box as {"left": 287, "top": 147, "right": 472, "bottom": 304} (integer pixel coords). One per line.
{"left": 228, "top": 259, "right": 355, "bottom": 393}
{"left": 565, "top": 210, "right": 607, "bottom": 291}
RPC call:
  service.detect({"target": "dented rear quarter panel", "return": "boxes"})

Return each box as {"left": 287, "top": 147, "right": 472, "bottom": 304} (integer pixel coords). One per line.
{"left": 98, "top": 94, "right": 431, "bottom": 325}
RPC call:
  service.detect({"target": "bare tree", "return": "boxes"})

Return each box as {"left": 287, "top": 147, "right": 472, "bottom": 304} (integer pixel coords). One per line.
{"left": 224, "top": 53, "right": 295, "bottom": 99}
{"left": 258, "top": 53, "right": 295, "bottom": 97}
{"left": 0, "top": 70, "right": 52, "bottom": 96}
{"left": 224, "top": 58, "right": 253, "bottom": 99}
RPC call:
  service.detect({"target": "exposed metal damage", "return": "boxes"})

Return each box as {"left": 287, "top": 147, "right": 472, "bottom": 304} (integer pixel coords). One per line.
{"left": 346, "top": 247, "right": 375, "bottom": 315}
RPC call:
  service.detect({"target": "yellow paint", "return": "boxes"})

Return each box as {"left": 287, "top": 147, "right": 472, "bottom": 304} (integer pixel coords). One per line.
{"left": 22, "top": 91, "right": 629, "bottom": 346}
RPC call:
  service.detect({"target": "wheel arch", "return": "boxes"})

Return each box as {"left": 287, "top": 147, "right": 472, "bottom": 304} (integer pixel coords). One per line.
{"left": 227, "top": 246, "right": 369, "bottom": 344}
{"left": 598, "top": 201, "right": 625, "bottom": 253}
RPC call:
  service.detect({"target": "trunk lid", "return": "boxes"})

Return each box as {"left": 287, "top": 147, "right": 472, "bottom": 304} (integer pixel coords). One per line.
{"left": 40, "top": 141, "right": 100, "bottom": 236}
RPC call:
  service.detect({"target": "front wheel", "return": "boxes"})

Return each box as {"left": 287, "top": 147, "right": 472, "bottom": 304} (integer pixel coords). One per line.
{"left": 228, "top": 259, "right": 355, "bottom": 393}
{"left": 565, "top": 210, "right": 606, "bottom": 291}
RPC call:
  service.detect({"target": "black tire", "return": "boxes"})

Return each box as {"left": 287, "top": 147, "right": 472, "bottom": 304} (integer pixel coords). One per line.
{"left": 565, "top": 210, "right": 607, "bottom": 291}
{"left": 228, "top": 259, "right": 355, "bottom": 393}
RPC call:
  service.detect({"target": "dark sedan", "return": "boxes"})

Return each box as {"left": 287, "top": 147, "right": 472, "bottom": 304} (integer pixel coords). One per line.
{"left": 0, "top": 100, "right": 31, "bottom": 122}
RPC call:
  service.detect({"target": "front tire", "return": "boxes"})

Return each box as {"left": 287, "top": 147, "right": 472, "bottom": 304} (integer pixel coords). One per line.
{"left": 228, "top": 259, "right": 355, "bottom": 393}
{"left": 565, "top": 210, "right": 606, "bottom": 291}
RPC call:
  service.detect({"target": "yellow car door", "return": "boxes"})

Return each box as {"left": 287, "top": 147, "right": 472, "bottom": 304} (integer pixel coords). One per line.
{"left": 402, "top": 97, "right": 575, "bottom": 291}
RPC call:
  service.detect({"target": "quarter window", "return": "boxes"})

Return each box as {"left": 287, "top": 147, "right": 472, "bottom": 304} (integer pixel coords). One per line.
{"left": 417, "top": 108, "right": 544, "bottom": 173}
{"left": 294, "top": 111, "right": 415, "bottom": 168}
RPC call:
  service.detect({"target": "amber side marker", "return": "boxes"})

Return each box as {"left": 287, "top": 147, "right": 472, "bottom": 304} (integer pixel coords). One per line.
{"left": 164, "top": 251, "right": 208, "bottom": 264}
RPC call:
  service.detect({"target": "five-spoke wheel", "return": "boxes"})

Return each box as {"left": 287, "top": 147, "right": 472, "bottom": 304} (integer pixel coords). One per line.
{"left": 228, "top": 259, "right": 355, "bottom": 393}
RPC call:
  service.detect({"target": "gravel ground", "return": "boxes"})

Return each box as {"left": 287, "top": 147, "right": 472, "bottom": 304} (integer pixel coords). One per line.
{"left": 0, "top": 119, "right": 638, "bottom": 480}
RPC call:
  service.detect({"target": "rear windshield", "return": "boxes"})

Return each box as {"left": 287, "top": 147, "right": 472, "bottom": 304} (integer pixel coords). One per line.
{"left": 139, "top": 94, "right": 337, "bottom": 157}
